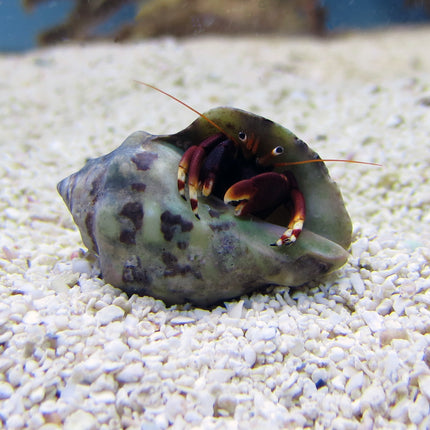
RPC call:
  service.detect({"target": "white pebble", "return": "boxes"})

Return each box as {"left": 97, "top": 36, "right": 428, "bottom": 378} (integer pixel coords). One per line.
{"left": 165, "top": 394, "right": 186, "bottom": 422}
{"left": 242, "top": 345, "right": 257, "bottom": 367}
{"left": 104, "top": 339, "right": 129, "bottom": 360}
{"left": 362, "top": 311, "right": 383, "bottom": 332}
{"left": 29, "top": 386, "right": 45, "bottom": 403}
{"left": 331, "top": 374, "right": 346, "bottom": 391}
{"left": 0, "top": 381, "right": 14, "bottom": 399}
{"left": 71, "top": 258, "right": 92, "bottom": 275}
{"left": 345, "top": 371, "right": 364, "bottom": 394}
{"left": 207, "top": 369, "right": 235, "bottom": 384}
{"left": 383, "top": 350, "right": 400, "bottom": 382}
{"left": 95, "top": 305, "right": 124, "bottom": 325}
{"left": 350, "top": 273, "right": 365, "bottom": 296}
{"left": 6, "top": 414, "right": 25, "bottom": 429}
{"left": 170, "top": 316, "right": 196, "bottom": 325}
{"left": 91, "top": 390, "right": 116, "bottom": 404}
{"left": 418, "top": 374, "right": 430, "bottom": 400}
{"left": 64, "top": 410, "right": 97, "bottom": 430}
{"left": 331, "top": 417, "right": 357, "bottom": 430}
{"left": 329, "top": 347, "right": 345, "bottom": 362}
{"left": 226, "top": 300, "right": 244, "bottom": 318}
{"left": 350, "top": 238, "right": 368, "bottom": 258}
{"left": 0, "top": 331, "right": 12, "bottom": 343}
{"left": 386, "top": 114, "right": 404, "bottom": 128}
{"left": 7, "top": 365, "right": 24, "bottom": 387}
{"left": 409, "top": 394, "right": 429, "bottom": 424}
{"left": 39, "top": 400, "right": 58, "bottom": 414}
{"left": 390, "top": 398, "right": 409, "bottom": 421}
{"left": 22, "top": 310, "right": 41, "bottom": 325}
{"left": 115, "top": 363, "right": 145, "bottom": 383}
{"left": 360, "top": 383, "right": 385, "bottom": 410}
{"left": 50, "top": 272, "right": 79, "bottom": 293}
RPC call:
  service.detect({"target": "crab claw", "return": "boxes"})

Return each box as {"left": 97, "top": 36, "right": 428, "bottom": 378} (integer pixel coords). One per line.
{"left": 224, "top": 172, "right": 290, "bottom": 216}
{"left": 224, "top": 172, "right": 306, "bottom": 246}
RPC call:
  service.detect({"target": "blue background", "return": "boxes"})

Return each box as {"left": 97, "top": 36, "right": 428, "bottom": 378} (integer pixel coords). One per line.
{"left": 0, "top": 0, "right": 429, "bottom": 52}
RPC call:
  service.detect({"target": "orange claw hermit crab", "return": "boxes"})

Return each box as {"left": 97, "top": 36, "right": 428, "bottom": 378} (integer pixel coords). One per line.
{"left": 57, "top": 82, "right": 378, "bottom": 306}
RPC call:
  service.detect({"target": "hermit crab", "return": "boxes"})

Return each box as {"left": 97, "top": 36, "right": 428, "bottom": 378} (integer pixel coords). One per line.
{"left": 57, "top": 83, "right": 372, "bottom": 307}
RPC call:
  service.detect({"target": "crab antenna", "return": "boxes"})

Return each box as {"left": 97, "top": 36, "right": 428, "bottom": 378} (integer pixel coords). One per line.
{"left": 275, "top": 159, "right": 382, "bottom": 167}
{"left": 134, "top": 80, "right": 234, "bottom": 141}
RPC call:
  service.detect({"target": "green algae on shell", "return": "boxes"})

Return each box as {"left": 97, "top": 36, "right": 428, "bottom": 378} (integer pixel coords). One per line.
{"left": 58, "top": 109, "right": 352, "bottom": 307}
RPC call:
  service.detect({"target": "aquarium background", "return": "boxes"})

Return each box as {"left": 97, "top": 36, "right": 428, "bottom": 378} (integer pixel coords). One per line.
{"left": 0, "top": 0, "right": 429, "bottom": 52}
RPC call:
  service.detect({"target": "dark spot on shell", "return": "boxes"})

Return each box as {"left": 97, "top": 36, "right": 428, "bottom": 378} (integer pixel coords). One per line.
{"left": 131, "top": 183, "right": 146, "bottom": 192}
{"left": 122, "top": 255, "right": 152, "bottom": 285}
{"left": 160, "top": 210, "right": 193, "bottom": 242}
{"left": 177, "top": 241, "right": 189, "bottom": 250}
{"left": 131, "top": 152, "right": 158, "bottom": 171}
{"left": 89, "top": 172, "right": 104, "bottom": 204}
{"left": 161, "top": 251, "right": 202, "bottom": 279}
{"left": 212, "top": 233, "right": 244, "bottom": 272}
{"left": 120, "top": 202, "right": 143, "bottom": 230}
{"left": 209, "top": 221, "right": 235, "bottom": 232}
{"left": 208, "top": 209, "right": 220, "bottom": 218}
{"left": 162, "top": 251, "right": 178, "bottom": 266}
{"left": 295, "top": 255, "right": 331, "bottom": 277}
{"left": 85, "top": 212, "right": 98, "bottom": 253}
{"left": 120, "top": 229, "right": 136, "bottom": 245}
{"left": 294, "top": 137, "right": 308, "bottom": 150}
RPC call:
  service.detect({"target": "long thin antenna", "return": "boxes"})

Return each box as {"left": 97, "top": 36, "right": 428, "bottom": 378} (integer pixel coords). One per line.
{"left": 275, "top": 159, "right": 382, "bottom": 167}
{"left": 134, "top": 80, "right": 230, "bottom": 138}
{"left": 136, "top": 80, "right": 382, "bottom": 168}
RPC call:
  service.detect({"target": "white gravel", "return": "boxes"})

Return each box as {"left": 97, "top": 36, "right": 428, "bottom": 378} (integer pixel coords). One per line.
{"left": 1, "top": 27, "right": 430, "bottom": 429}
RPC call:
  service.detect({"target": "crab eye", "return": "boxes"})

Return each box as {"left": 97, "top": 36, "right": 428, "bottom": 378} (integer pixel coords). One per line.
{"left": 272, "top": 146, "right": 284, "bottom": 156}
{"left": 238, "top": 131, "right": 247, "bottom": 142}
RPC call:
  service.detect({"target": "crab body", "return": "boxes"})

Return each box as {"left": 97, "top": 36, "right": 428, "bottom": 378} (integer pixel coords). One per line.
{"left": 58, "top": 107, "right": 352, "bottom": 307}
{"left": 164, "top": 108, "right": 352, "bottom": 249}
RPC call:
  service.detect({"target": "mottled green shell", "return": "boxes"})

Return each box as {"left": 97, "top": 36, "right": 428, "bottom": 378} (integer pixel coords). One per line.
{"left": 58, "top": 108, "right": 351, "bottom": 307}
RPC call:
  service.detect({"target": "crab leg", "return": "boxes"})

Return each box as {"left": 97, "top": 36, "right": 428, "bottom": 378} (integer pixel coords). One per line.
{"left": 177, "top": 132, "right": 226, "bottom": 218}
{"left": 178, "top": 146, "right": 198, "bottom": 199}
{"left": 200, "top": 139, "right": 236, "bottom": 196}
{"left": 274, "top": 186, "right": 305, "bottom": 246}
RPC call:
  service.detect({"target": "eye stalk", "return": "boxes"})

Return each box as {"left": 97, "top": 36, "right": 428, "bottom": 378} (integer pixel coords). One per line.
{"left": 272, "top": 146, "right": 284, "bottom": 156}
{"left": 238, "top": 131, "right": 247, "bottom": 142}
{"left": 257, "top": 145, "right": 285, "bottom": 166}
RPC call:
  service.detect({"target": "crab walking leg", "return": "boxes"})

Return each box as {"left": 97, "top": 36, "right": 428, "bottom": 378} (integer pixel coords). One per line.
{"left": 178, "top": 133, "right": 226, "bottom": 218}
{"left": 201, "top": 138, "right": 236, "bottom": 196}
{"left": 187, "top": 147, "right": 208, "bottom": 218}
{"left": 274, "top": 188, "right": 305, "bottom": 246}
{"left": 178, "top": 146, "right": 198, "bottom": 199}
{"left": 273, "top": 172, "right": 305, "bottom": 246}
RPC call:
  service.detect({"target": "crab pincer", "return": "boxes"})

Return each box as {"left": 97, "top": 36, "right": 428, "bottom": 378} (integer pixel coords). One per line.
{"left": 223, "top": 171, "right": 306, "bottom": 246}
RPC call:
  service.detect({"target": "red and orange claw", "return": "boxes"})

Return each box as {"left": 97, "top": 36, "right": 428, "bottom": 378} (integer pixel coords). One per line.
{"left": 224, "top": 172, "right": 291, "bottom": 217}
{"left": 223, "top": 179, "right": 256, "bottom": 216}
{"left": 224, "top": 172, "right": 306, "bottom": 247}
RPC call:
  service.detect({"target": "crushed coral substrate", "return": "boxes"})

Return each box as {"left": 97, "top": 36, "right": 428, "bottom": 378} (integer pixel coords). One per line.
{"left": 1, "top": 28, "right": 430, "bottom": 429}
